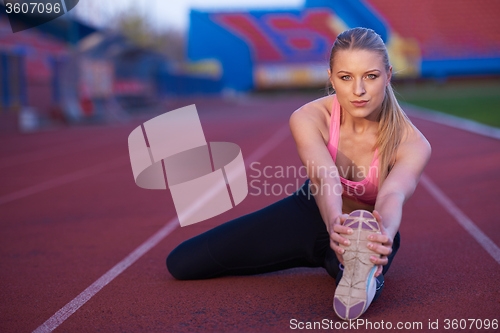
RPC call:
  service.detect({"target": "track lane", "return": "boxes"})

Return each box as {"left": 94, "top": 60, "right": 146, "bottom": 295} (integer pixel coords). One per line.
{"left": 51, "top": 108, "right": 500, "bottom": 331}
{"left": 410, "top": 117, "right": 500, "bottom": 247}
{"left": 1, "top": 96, "right": 310, "bottom": 333}
{"left": 1, "top": 97, "right": 499, "bottom": 332}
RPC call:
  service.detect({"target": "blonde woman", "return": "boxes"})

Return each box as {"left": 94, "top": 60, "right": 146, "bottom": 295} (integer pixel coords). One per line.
{"left": 167, "top": 27, "right": 431, "bottom": 320}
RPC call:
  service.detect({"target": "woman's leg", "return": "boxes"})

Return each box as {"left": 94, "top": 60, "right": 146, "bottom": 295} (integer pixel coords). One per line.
{"left": 167, "top": 179, "right": 332, "bottom": 280}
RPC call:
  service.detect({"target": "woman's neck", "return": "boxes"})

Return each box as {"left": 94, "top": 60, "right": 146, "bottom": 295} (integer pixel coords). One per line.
{"left": 341, "top": 107, "right": 380, "bottom": 136}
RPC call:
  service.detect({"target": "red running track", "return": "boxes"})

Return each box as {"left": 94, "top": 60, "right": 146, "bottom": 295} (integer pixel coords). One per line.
{"left": 1, "top": 95, "right": 499, "bottom": 333}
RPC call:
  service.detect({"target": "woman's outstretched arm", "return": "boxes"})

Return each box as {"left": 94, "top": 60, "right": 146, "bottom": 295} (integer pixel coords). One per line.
{"left": 370, "top": 127, "right": 432, "bottom": 276}
{"left": 289, "top": 100, "right": 351, "bottom": 263}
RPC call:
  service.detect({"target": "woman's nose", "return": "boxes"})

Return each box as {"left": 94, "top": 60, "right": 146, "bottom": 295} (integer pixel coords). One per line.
{"left": 353, "top": 80, "right": 366, "bottom": 96}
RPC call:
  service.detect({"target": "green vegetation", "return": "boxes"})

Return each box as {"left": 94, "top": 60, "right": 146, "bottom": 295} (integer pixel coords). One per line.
{"left": 393, "top": 78, "right": 500, "bottom": 128}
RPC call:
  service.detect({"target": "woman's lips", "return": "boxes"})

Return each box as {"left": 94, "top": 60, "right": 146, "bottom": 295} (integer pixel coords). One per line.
{"left": 351, "top": 100, "right": 368, "bottom": 107}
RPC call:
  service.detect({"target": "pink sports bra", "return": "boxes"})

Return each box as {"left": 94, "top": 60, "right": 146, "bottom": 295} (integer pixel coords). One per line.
{"left": 326, "top": 95, "right": 379, "bottom": 206}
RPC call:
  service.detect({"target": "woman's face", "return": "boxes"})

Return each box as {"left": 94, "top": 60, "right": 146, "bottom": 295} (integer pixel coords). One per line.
{"left": 328, "top": 49, "right": 392, "bottom": 121}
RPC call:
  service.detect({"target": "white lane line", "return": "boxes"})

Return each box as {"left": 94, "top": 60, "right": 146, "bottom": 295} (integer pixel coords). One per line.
{"left": 0, "top": 158, "right": 125, "bottom": 206}
{"left": 32, "top": 219, "right": 178, "bottom": 333}
{"left": 405, "top": 104, "right": 500, "bottom": 140}
{"left": 32, "top": 122, "right": 291, "bottom": 333}
{"left": 243, "top": 123, "right": 291, "bottom": 166}
{"left": 420, "top": 173, "right": 500, "bottom": 265}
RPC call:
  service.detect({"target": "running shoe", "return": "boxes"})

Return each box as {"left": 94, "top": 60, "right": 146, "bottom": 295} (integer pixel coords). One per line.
{"left": 333, "top": 209, "right": 381, "bottom": 320}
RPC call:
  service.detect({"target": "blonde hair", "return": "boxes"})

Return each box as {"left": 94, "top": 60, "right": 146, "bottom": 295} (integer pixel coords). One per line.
{"left": 328, "top": 27, "right": 413, "bottom": 186}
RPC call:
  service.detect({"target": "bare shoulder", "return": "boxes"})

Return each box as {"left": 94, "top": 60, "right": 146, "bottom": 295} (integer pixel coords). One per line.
{"left": 289, "top": 95, "right": 334, "bottom": 138}
{"left": 290, "top": 95, "right": 333, "bottom": 120}
{"left": 289, "top": 95, "right": 337, "bottom": 171}
{"left": 398, "top": 122, "right": 432, "bottom": 162}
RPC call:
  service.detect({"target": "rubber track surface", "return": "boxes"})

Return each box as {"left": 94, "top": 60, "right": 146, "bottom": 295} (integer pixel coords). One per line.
{"left": 1, "top": 96, "right": 499, "bottom": 332}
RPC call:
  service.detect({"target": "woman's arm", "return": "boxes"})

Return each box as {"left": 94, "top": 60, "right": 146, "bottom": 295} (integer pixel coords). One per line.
{"left": 369, "top": 128, "right": 432, "bottom": 275}
{"left": 289, "top": 102, "right": 351, "bottom": 261}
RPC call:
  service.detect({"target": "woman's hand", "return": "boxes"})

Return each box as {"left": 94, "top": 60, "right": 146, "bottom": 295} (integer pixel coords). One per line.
{"left": 329, "top": 210, "right": 393, "bottom": 275}
{"left": 329, "top": 214, "right": 351, "bottom": 265}
{"left": 369, "top": 210, "right": 394, "bottom": 277}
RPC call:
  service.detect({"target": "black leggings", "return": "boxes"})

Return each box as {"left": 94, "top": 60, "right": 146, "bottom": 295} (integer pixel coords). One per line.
{"left": 167, "top": 179, "right": 400, "bottom": 282}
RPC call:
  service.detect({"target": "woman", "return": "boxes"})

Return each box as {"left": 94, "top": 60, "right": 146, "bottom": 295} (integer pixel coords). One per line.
{"left": 167, "top": 27, "right": 431, "bottom": 321}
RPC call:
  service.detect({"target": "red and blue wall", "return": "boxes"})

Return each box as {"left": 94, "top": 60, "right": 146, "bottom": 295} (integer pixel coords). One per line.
{"left": 187, "top": 0, "right": 500, "bottom": 92}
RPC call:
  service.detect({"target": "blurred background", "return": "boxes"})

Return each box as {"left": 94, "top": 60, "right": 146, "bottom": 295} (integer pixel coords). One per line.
{"left": 0, "top": 0, "right": 499, "bottom": 133}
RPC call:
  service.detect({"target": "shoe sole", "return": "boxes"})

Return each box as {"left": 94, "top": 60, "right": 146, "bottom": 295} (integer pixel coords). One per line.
{"left": 333, "top": 210, "right": 380, "bottom": 320}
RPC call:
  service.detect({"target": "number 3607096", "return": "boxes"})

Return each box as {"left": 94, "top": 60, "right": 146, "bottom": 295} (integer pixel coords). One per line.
{"left": 5, "top": 2, "right": 61, "bottom": 15}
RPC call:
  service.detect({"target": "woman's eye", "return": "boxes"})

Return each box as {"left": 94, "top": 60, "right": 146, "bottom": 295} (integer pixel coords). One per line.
{"left": 367, "top": 74, "right": 378, "bottom": 79}
{"left": 341, "top": 75, "right": 351, "bottom": 80}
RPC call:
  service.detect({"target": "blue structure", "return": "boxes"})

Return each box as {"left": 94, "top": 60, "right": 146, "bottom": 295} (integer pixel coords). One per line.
{"left": 188, "top": 10, "right": 254, "bottom": 92}
{"left": 305, "top": 0, "right": 388, "bottom": 42}
{"left": 187, "top": 0, "right": 500, "bottom": 92}
{"left": 187, "top": 1, "right": 392, "bottom": 92}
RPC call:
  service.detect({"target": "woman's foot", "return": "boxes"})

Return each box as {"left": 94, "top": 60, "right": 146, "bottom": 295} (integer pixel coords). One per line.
{"left": 333, "top": 210, "right": 381, "bottom": 320}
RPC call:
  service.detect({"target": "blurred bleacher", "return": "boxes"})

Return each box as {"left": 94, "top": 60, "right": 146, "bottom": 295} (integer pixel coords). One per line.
{"left": 187, "top": 0, "right": 500, "bottom": 92}
{"left": 1, "top": 1, "right": 499, "bottom": 133}
{"left": 367, "top": 0, "right": 500, "bottom": 77}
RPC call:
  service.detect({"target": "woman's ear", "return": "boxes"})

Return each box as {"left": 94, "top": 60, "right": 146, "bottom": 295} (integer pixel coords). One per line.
{"left": 327, "top": 69, "right": 335, "bottom": 90}
{"left": 386, "top": 66, "right": 392, "bottom": 86}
